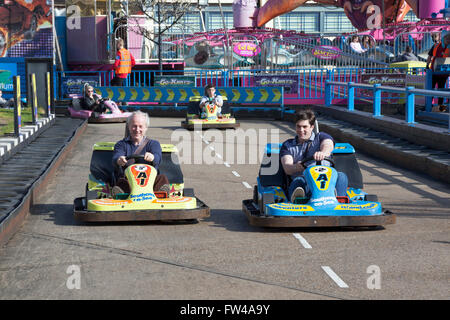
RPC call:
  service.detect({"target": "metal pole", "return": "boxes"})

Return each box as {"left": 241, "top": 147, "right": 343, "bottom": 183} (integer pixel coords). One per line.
{"left": 217, "top": 0, "right": 230, "bottom": 69}
{"left": 406, "top": 86, "right": 415, "bottom": 124}
{"left": 46, "top": 72, "right": 52, "bottom": 117}
{"left": 158, "top": 1, "right": 162, "bottom": 75}
{"left": 348, "top": 82, "right": 355, "bottom": 111}
{"left": 30, "top": 73, "right": 38, "bottom": 124}
{"left": 13, "top": 76, "right": 21, "bottom": 137}
{"left": 373, "top": 83, "right": 382, "bottom": 117}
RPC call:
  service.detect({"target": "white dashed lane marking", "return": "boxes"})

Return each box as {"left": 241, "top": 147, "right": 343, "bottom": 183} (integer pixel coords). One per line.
{"left": 242, "top": 181, "right": 252, "bottom": 189}
{"left": 293, "top": 233, "right": 312, "bottom": 249}
{"left": 321, "top": 266, "right": 349, "bottom": 288}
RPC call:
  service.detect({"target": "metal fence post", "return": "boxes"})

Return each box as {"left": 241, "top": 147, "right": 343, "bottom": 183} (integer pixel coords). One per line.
{"left": 425, "top": 69, "right": 433, "bottom": 112}
{"left": 13, "top": 76, "right": 21, "bottom": 137}
{"left": 373, "top": 83, "right": 382, "bottom": 117}
{"left": 46, "top": 72, "right": 52, "bottom": 116}
{"left": 30, "top": 73, "right": 38, "bottom": 124}
{"left": 325, "top": 81, "right": 331, "bottom": 106}
{"left": 348, "top": 82, "right": 355, "bottom": 111}
{"left": 406, "top": 86, "right": 415, "bottom": 124}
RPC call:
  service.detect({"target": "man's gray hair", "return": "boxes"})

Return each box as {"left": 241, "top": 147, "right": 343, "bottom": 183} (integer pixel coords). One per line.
{"left": 127, "top": 110, "right": 150, "bottom": 127}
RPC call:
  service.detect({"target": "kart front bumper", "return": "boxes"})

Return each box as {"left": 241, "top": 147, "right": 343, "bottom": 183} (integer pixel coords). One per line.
{"left": 74, "top": 197, "right": 210, "bottom": 222}
{"left": 242, "top": 199, "right": 396, "bottom": 228}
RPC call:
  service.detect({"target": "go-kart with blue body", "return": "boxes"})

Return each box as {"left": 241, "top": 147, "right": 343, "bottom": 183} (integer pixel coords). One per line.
{"left": 74, "top": 143, "right": 210, "bottom": 222}
{"left": 243, "top": 142, "right": 395, "bottom": 228}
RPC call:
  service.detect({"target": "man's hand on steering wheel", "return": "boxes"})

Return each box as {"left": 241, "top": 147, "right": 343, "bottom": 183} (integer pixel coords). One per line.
{"left": 120, "top": 153, "right": 155, "bottom": 166}
{"left": 143, "top": 152, "right": 154, "bottom": 163}
{"left": 301, "top": 155, "right": 335, "bottom": 167}
{"left": 313, "top": 151, "right": 330, "bottom": 162}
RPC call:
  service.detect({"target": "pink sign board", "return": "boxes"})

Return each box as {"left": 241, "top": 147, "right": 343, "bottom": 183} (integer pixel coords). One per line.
{"left": 233, "top": 42, "right": 261, "bottom": 57}
{"left": 312, "top": 46, "right": 341, "bottom": 60}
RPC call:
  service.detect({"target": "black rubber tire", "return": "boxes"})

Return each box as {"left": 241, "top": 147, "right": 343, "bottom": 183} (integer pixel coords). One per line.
{"left": 183, "top": 188, "right": 195, "bottom": 197}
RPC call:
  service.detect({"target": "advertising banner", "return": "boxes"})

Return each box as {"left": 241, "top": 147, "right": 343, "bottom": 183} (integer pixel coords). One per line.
{"left": 254, "top": 74, "right": 298, "bottom": 94}
{"left": 154, "top": 75, "right": 196, "bottom": 87}
{"left": 0, "top": 0, "right": 53, "bottom": 58}
{"left": 61, "top": 75, "right": 100, "bottom": 97}
{"left": 0, "top": 62, "right": 17, "bottom": 92}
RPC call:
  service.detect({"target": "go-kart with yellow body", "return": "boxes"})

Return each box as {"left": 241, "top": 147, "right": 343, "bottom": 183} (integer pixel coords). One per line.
{"left": 74, "top": 143, "right": 209, "bottom": 222}
{"left": 181, "top": 96, "right": 239, "bottom": 130}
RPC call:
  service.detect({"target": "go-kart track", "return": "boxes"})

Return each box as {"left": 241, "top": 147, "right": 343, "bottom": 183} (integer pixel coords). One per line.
{"left": 0, "top": 117, "right": 448, "bottom": 300}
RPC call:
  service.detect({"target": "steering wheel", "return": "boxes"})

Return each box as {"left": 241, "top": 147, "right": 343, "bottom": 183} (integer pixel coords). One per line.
{"left": 126, "top": 154, "right": 153, "bottom": 165}
{"left": 300, "top": 155, "right": 335, "bottom": 168}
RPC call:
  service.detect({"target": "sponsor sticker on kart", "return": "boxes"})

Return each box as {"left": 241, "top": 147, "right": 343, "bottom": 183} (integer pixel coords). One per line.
{"left": 129, "top": 192, "right": 155, "bottom": 202}
{"left": 310, "top": 166, "right": 332, "bottom": 191}
{"left": 268, "top": 203, "right": 315, "bottom": 211}
{"left": 334, "top": 203, "right": 378, "bottom": 211}
{"left": 91, "top": 199, "right": 132, "bottom": 206}
{"left": 131, "top": 165, "right": 152, "bottom": 187}
{"left": 152, "top": 197, "right": 194, "bottom": 204}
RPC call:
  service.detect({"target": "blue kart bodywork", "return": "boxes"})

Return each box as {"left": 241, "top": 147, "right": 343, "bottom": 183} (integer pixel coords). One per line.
{"left": 243, "top": 142, "right": 395, "bottom": 228}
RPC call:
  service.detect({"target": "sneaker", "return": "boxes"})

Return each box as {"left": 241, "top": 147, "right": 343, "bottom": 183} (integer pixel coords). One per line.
{"left": 111, "top": 186, "right": 125, "bottom": 198}
{"left": 290, "top": 187, "right": 305, "bottom": 203}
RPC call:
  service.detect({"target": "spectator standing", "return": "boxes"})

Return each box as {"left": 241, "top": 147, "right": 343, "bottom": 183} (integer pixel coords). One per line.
{"left": 111, "top": 38, "right": 135, "bottom": 87}
{"left": 427, "top": 33, "right": 450, "bottom": 111}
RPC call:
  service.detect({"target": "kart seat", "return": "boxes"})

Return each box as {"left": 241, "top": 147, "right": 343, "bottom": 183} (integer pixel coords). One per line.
{"left": 90, "top": 149, "right": 115, "bottom": 185}
{"left": 258, "top": 145, "right": 287, "bottom": 189}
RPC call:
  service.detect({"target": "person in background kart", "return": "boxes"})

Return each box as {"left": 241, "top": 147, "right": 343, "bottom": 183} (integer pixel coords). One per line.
{"left": 111, "top": 111, "right": 170, "bottom": 196}
{"left": 199, "top": 84, "right": 223, "bottom": 118}
{"left": 280, "top": 109, "right": 348, "bottom": 203}
{"left": 0, "top": 90, "right": 14, "bottom": 109}
{"left": 81, "top": 86, "right": 106, "bottom": 113}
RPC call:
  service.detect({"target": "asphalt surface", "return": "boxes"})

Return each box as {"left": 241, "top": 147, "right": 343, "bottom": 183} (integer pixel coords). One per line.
{"left": 0, "top": 117, "right": 449, "bottom": 300}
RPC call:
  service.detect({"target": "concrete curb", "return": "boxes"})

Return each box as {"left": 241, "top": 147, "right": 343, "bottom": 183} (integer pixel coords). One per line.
{"left": 0, "top": 118, "right": 88, "bottom": 247}
{"left": 0, "top": 115, "right": 56, "bottom": 165}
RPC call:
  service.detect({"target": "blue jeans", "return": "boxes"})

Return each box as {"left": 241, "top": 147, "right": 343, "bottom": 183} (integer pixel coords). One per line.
{"left": 288, "top": 172, "right": 349, "bottom": 199}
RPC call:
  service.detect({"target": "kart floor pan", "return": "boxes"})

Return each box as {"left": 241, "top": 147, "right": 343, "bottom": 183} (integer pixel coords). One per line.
{"left": 88, "top": 117, "right": 128, "bottom": 123}
{"left": 74, "top": 197, "right": 210, "bottom": 222}
{"left": 242, "top": 199, "right": 396, "bottom": 228}
{"left": 181, "top": 121, "right": 240, "bottom": 130}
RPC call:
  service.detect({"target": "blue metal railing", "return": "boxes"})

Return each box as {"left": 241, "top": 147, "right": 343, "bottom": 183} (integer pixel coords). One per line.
{"left": 55, "top": 67, "right": 430, "bottom": 106}
{"left": 325, "top": 80, "right": 450, "bottom": 132}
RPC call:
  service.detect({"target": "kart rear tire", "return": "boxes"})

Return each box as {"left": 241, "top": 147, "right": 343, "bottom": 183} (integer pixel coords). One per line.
{"left": 85, "top": 183, "right": 97, "bottom": 201}
{"left": 183, "top": 188, "right": 195, "bottom": 197}
{"left": 253, "top": 185, "right": 258, "bottom": 203}
{"left": 365, "top": 194, "right": 378, "bottom": 202}
{"left": 259, "top": 193, "right": 274, "bottom": 216}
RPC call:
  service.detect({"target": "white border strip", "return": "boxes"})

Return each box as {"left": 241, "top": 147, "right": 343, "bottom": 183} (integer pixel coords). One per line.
{"left": 321, "top": 266, "right": 349, "bottom": 288}
{"left": 242, "top": 181, "right": 252, "bottom": 189}
{"left": 293, "top": 233, "right": 312, "bottom": 249}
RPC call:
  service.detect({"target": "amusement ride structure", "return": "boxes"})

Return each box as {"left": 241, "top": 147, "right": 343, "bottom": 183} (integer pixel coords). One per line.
{"left": 63, "top": 0, "right": 450, "bottom": 73}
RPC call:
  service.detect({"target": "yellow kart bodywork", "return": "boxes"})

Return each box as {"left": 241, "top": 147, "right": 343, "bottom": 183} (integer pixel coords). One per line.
{"left": 74, "top": 143, "right": 209, "bottom": 222}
